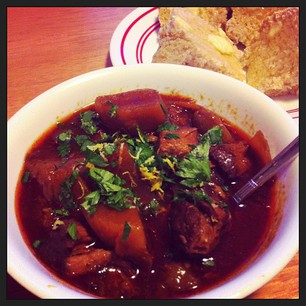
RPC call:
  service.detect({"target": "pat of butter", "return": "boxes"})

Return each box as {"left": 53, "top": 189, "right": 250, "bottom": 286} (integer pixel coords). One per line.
{"left": 208, "top": 34, "right": 234, "bottom": 55}
{"left": 173, "top": 16, "right": 192, "bottom": 31}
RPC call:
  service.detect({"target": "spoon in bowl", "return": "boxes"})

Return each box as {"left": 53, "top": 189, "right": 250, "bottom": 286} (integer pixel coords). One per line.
{"left": 233, "top": 135, "right": 299, "bottom": 204}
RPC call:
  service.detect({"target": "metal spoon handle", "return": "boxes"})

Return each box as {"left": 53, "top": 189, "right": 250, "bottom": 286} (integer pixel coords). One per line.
{"left": 233, "top": 136, "right": 299, "bottom": 204}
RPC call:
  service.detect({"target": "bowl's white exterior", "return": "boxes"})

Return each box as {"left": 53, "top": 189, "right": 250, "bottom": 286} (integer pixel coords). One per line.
{"left": 7, "top": 64, "right": 298, "bottom": 298}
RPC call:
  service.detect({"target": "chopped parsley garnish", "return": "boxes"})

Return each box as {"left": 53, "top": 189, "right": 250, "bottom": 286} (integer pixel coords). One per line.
{"left": 174, "top": 189, "right": 212, "bottom": 205}
{"left": 80, "top": 111, "right": 98, "bottom": 135}
{"left": 128, "top": 127, "right": 165, "bottom": 194}
{"left": 175, "top": 140, "right": 211, "bottom": 188}
{"left": 81, "top": 190, "right": 101, "bottom": 216}
{"left": 53, "top": 208, "right": 70, "bottom": 217}
{"left": 59, "top": 170, "right": 79, "bottom": 211}
{"left": 81, "top": 167, "right": 139, "bottom": 214}
{"left": 145, "top": 198, "right": 160, "bottom": 216}
{"left": 32, "top": 240, "right": 41, "bottom": 249}
{"left": 164, "top": 133, "right": 180, "bottom": 140}
{"left": 21, "top": 171, "right": 31, "bottom": 183}
{"left": 160, "top": 103, "right": 168, "bottom": 116}
{"left": 84, "top": 147, "right": 108, "bottom": 167}
{"left": 121, "top": 221, "right": 131, "bottom": 241}
{"left": 149, "top": 198, "right": 159, "bottom": 211}
{"left": 57, "top": 130, "right": 73, "bottom": 157}
{"left": 199, "top": 126, "right": 223, "bottom": 146}
{"left": 67, "top": 223, "right": 78, "bottom": 240}
{"left": 103, "top": 143, "right": 117, "bottom": 156}
{"left": 58, "top": 130, "right": 73, "bottom": 142}
{"left": 75, "top": 134, "right": 95, "bottom": 151}
{"left": 172, "top": 126, "right": 222, "bottom": 188}
{"left": 106, "top": 100, "right": 118, "bottom": 118}
{"left": 157, "top": 121, "right": 178, "bottom": 132}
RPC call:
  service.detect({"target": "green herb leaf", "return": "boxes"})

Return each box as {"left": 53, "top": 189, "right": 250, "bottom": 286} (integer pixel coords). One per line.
{"left": 121, "top": 221, "right": 131, "bottom": 241}
{"left": 59, "top": 170, "right": 79, "bottom": 210}
{"left": 67, "top": 223, "right": 78, "bottom": 241}
{"left": 106, "top": 100, "right": 118, "bottom": 118}
{"left": 157, "top": 121, "right": 178, "bottom": 132}
{"left": 81, "top": 190, "right": 101, "bottom": 215}
{"left": 84, "top": 167, "right": 138, "bottom": 212}
{"left": 103, "top": 143, "right": 117, "bottom": 156}
{"left": 176, "top": 140, "right": 211, "bottom": 188}
{"left": 75, "top": 134, "right": 95, "bottom": 151}
{"left": 58, "top": 142, "right": 71, "bottom": 157}
{"left": 160, "top": 103, "right": 168, "bottom": 115}
{"left": 21, "top": 171, "right": 31, "bottom": 183}
{"left": 32, "top": 240, "right": 41, "bottom": 249}
{"left": 53, "top": 208, "right": 70, "bottom": 216}
{"left": 199, "top": 126, "right": 223, "bottom": 146}
{"left": 57, "top": 130, "right": 73, "bottom": 157}
{"left": 147, "top": 198, "right": 160, "bottom": 216}
{"left": 164, "top": 133, "right": 180, "bottom": 140}
{"left": 174, "top": 189, "right": 212, "bottom": 205}
{"left": 80, "top": 111, "right": 98, "bottom": 135}
{"left": 85, "top": 148, "right": 108, "bottom": 167}
{"left": 58, "top": 130, "right": 73, "bottom": 142}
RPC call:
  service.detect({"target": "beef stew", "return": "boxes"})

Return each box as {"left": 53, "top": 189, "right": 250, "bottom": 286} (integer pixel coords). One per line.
{"left": 16, "top": 89, "right": 276, "bottom": 299}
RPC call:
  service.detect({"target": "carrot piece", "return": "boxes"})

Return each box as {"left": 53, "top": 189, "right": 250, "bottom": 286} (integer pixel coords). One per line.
{"left": 95, "top": 89, "right": 167, "bottom": 135}
{"left": 249, "top": 130, "right": 272, "bottom": 165}
{"left": 82, "top": 205, "right": 153, "bottom": 267}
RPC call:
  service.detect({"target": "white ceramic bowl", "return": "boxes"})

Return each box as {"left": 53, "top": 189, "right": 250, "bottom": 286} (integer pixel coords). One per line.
{"left": 7, "top": 63, "right": 299, "bottom": 299}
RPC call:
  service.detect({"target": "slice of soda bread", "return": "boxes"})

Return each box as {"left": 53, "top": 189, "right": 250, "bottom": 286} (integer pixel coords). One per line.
{"left": 243, "top": 7, "right": 299, "bottom": 97}
{"left": 152, "top": 7, "right": 245, "bottom": 81}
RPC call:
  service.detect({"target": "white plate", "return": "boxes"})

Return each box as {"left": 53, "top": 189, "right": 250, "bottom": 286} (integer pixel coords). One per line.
{"left": 109, "top": 7, "right": 299, "bottom": 127}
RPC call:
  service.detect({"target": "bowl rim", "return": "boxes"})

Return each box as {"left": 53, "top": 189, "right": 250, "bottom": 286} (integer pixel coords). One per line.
{"left": 7, "top": 63, "right": 299, "bottom": 299}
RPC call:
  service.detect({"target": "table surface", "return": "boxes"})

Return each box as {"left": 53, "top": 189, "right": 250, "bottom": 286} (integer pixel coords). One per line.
{"left": 7, "top": 7, "right": 299, "bottom": 299}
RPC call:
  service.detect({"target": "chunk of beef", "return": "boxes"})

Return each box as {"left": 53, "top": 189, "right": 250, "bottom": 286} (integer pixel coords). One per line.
{"left": 37, "top": 229, "right": 71, "bottom": 270}
{"left": 158, "top": 127, "right": 199, "bottom": 158}
{"left": 170, "top": 201, "right": 230, "bottom": 255}
{"left": 210, "top": 141, "right": 252, "bottom": 178}
{"left": 95, "top": 89, "right": 167, "bottom": 136}
{"left": 193, "top": 108, "right": 234, "bottom": 143}
{"left": 166, "top": 104, "right": 191, "bottom": 126}
{"left": 87, "top": 265, "right": 139, "bottom": 299}
{"left": 157, "top": 261, "right": 199, "bottom": 293}
{"left": 65, "top": 246, "right": 112, "bottom": 276}
{"left": 25, "top": 155, "right": 85, "bottom": 204}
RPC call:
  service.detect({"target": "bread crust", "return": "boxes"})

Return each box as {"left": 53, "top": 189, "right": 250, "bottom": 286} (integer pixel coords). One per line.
{"left": 158, "top": 7, "right": 228, "bottom": 28}
{"left": 243, "top": 7, "right": 299, "bottom": 97}
{"left": 225, "top": 7, "right": 284, "bottom": 47}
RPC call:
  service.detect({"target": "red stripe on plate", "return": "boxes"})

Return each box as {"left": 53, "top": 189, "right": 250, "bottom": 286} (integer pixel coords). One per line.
{"left": 120, "top": 7, "right": 158, "bottom": 65}
{"left": 286, "top": 108, "right": 299, "bottom": 113}
{"left": 136, "top": 21, "right": 160, "bottom": 63}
